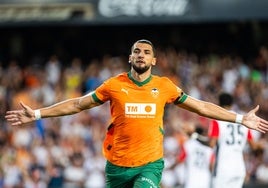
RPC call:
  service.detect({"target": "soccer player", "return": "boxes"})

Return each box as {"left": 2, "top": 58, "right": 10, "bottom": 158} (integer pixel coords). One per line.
{"left": 208, "top": 93, "right": 261, "bottom": 188}
{"left": 5, "top": 39, "right": 268, "bottom": 188}
{"left": 177, "top": 125, "right": 214, "bottom": 188}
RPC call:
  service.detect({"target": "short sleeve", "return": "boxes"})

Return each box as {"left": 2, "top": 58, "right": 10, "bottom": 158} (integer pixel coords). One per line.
{"left": 161, "top": 77, "right": 184, "bottom": 104}
{"left": 94, "top": 79, "right": 111, "bottom": 103}
{"left": 208, "top": 120, "right": 219, "bottom": 138}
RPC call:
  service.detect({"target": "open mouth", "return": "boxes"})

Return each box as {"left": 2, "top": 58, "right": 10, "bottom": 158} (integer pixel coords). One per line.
{"left": 136, "top": 60, "right": 145, "bottom": 64}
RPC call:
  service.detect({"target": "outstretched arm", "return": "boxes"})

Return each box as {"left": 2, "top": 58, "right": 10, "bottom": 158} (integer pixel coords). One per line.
{"left": 5, "top": 92, "right": 100, "bottom": 126}
{"left": 177, "top": 96, "right": 268, "bottom": 133}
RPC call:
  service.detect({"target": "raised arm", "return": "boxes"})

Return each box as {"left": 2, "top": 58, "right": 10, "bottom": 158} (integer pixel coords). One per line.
{"left": 5, "top": 92, "right": 100, "bottom": 126}
{"left": 177, "top": 95, "right": 268, "bottom": 133}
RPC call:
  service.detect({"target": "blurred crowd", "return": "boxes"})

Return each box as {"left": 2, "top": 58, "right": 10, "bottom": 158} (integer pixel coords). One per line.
{"left": 0, "top": 45, "right": 268, "bottom": 188}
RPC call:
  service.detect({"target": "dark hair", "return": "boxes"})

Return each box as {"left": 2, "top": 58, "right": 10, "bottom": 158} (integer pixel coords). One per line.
{"left": 131, "top": 39, "right": 156, "bottom": 56}
{"left": 195, "top": 126, "right": 204, "bottom": 135}
{"left": 219, "top": 92, "right": 233, "bottom": 107}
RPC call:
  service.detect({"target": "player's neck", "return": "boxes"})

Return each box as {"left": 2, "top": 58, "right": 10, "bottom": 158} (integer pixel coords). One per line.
{"left": 130, "top": 69, "right": 151, "bottom": 82}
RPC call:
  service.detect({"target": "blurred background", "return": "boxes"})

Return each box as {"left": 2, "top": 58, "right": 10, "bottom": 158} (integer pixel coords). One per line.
{"left": 1, "top": 0, "right": 268, "bottom": 187}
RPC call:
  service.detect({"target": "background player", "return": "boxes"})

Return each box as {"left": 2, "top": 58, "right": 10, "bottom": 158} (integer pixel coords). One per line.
{"left": 177, "top": 124, "right": 214, "bottom": 188}
{"left": 208, "top": 92, "right": 262, "bottom": 188}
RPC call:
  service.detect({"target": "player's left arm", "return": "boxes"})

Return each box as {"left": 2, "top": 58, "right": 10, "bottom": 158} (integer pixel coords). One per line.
{"left": 247, "top": 130, "right": 264, "bottom": 151}
{"left": 176, "top": 95, "right": 268, "bottom": 133}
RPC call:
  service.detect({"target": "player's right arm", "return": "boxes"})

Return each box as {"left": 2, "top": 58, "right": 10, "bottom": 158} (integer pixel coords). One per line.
{"left": 208, "top": 120, "right": 219, "bottom": 148}
{"left": 5, "top": 91, "right": 101, "bottom": 126}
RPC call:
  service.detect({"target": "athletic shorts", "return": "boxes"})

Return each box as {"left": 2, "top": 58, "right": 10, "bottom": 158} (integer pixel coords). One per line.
{"left": 105, "top": 158, "right": 164, "bottom": 188}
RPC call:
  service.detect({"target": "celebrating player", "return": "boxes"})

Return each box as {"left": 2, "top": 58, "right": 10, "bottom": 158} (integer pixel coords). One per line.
{"left": 5, "top": 39, "right": 268, "bottom": 188}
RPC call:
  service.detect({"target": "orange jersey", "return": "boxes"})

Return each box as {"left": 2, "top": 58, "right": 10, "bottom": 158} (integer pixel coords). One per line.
{"left": 92, "top": 72, "right": 185, "bottom": 167}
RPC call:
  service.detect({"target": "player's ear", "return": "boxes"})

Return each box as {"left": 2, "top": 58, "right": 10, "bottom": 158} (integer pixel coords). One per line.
{"left": 152, "top": 57, "right": 156, "bottom": 66}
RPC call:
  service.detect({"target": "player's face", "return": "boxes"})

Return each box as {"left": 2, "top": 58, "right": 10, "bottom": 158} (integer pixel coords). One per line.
{"left": 129, "top": 42, "right": 156, "bottom": 74}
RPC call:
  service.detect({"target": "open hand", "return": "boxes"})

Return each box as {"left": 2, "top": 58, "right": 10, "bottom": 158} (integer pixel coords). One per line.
{"left": 243, "top": 105, "right": 268, "bottom": 133}
{"left": 5, "top": 102, "right": 36, "bottom": 126}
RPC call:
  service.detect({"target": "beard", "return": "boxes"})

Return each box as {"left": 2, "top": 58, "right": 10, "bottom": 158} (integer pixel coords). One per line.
{"left": 132, "top": 63, "right": 150, "bottom": 74}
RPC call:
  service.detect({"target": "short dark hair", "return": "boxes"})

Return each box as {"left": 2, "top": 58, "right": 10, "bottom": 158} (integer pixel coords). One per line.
{"left": 219, "top": 92, "right": 233, "bottom": 107}
{"left": 131, "top": 39, "right": 156, "bottom": 56}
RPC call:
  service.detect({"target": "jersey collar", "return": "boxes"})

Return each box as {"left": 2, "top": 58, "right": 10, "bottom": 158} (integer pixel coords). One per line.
{"left": 127, "top": 71, "right": 152, "bottom": 87}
